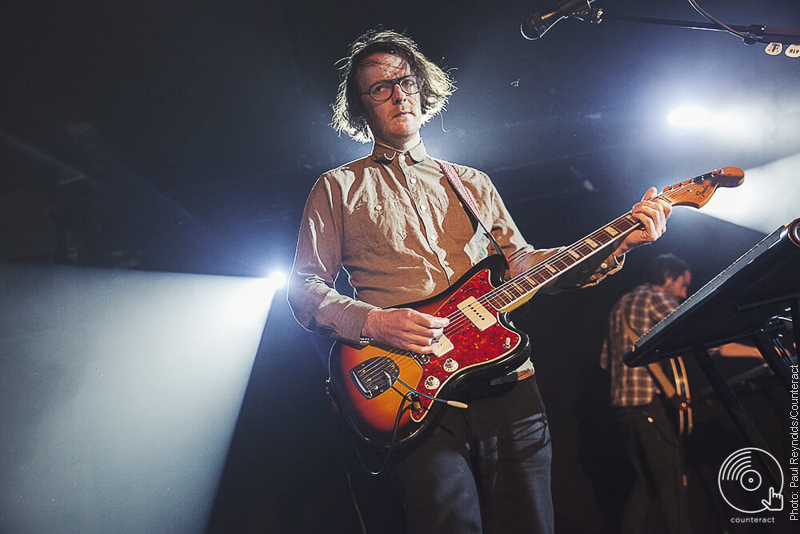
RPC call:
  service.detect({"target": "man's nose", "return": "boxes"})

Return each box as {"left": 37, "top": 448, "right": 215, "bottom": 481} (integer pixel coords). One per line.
{"left": 391, "top": 82, "right": 407, "bottom": 103}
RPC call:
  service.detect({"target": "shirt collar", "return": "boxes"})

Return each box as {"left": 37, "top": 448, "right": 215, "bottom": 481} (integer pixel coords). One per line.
{"left": 371, "top": 140, "right": 427, "bottom": 164}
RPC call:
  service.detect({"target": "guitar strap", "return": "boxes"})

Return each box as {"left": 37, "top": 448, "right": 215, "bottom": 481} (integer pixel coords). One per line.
{"left": 436, "top": 159, "right": 508, "bottom": 266}
{"left": 621, "top": 298, "right": 692, "bottom": 435}
{"left": 620, "top": 307, "right": 677, "bottom": 399}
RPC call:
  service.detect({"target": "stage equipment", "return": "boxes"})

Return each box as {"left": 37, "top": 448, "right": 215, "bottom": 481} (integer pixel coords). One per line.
{"left": 521, "top": 1, "right": 800, "bottom": 48}
{"left": 626, "top": 218, "right": 799, "bottom": 461}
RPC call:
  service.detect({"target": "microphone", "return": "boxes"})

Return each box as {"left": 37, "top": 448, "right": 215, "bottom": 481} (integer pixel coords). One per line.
{"left": 521, "top": 0, "right": 593, "bottom": 40}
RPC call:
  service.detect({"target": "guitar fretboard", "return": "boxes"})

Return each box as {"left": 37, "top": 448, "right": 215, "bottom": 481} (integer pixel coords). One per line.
{"left": 486, "top": 212, "right": 642, "bottom": 312}
{"left": 480, "top": 175, "right": 710, "bottom": 313}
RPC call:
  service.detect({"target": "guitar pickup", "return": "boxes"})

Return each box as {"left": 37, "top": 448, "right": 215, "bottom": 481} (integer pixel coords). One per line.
{"left": 432, "top": 334, "right": 454, "bottom": 357}
{"left": 457, "top": 296, "right": 497, "bottom": 331}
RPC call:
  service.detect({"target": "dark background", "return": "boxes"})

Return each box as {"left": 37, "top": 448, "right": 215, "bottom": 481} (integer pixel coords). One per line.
{"left": 1, "top": 0, "right": 798, "bottom": 532}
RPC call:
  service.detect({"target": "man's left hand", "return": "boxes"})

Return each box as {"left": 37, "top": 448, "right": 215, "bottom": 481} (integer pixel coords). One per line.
{"left": 613, "top": 187, "right": 672, "bottom": 257}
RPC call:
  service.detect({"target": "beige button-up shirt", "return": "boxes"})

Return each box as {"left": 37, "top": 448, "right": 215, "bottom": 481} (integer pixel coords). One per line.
{"left": 288, "top": 141, "right": 621, "bottom": 345}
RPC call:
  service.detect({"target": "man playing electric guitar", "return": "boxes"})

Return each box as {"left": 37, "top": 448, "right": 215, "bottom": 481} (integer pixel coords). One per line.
{"left": 288, "top": 29, "right": 674, "bottom": 534}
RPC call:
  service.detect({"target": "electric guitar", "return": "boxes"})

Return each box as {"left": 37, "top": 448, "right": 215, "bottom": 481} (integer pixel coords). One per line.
{"left": 623, "top": 310, "right": 693, "bottom": 437}
{"left": 647, "top": 359, "right": 693, "bottom": 436}
{"left": 329, "top": 167, "right": 744, "bottom": 450}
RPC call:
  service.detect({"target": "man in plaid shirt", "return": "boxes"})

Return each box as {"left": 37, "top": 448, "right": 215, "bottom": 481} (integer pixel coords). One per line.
{"left": 600, "top": 253, "right": 692, "bottom": 534}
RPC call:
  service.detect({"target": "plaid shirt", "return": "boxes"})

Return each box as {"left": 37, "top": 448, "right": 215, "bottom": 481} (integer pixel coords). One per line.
{"left": 600, "top": 284, "right": 679, "bottom": 407}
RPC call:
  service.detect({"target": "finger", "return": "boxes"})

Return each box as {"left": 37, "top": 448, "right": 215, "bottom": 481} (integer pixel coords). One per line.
{"left": 415, "top": 338, "right": 443, "bottom": 354}
{"left": 412, "top": 310, "right": 450, "bottom": 328}
{"left": 635, "top": 198, "right": 667, "bottom": 220}
{"left": 631, "top": 209, "right": 658, "bottom": 239}
{"left": 640, "top": 186, "right": 659, "bottom": 202}
{"left": 394, "top": 332, "right": 436, "bottom": 353}
{"left": 633, "top": 202, "right": 667, "bottom": 235}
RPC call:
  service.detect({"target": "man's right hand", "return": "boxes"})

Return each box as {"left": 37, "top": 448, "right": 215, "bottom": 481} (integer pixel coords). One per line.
{"left": 362, "top": 308, "right": 449, "bottom": 354}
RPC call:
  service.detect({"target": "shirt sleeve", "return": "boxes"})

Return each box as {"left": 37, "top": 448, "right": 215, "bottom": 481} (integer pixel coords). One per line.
{"left": 286, "top": 174, "right": 377, "bottom": 343}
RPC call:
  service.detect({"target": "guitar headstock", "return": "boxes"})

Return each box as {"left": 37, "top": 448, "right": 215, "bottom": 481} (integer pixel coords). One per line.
{"left": 661, "top": 166, "right": 745, "bottom": 209}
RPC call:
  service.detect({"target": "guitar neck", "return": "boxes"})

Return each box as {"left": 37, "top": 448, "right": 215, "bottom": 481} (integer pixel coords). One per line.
{"left": 479, "top": 166, "right": 743, "bottom": 315}
{"left": 488, "top": 210, "right": 645, "bottom": 314}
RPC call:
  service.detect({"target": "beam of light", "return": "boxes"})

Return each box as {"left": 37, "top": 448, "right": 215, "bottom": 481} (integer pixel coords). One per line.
{"left": 0, "top": 265, "right": 273, "bottom": 534}
{"left": 667, "top": 105, "right": 712, "bottom": 128}
{"left": 224, "top": 273, "right": 284, "bottom": 328}
{"left": 667, "top": 104, "right": 767, "bottom": 144}
{"left": 697, "top": 152, "right": 800, "bottom": 234}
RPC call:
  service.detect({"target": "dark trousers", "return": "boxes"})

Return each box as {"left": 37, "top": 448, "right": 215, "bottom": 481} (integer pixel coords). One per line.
{"left": 390, "top": 377, "right": 554, "bottom": 534}
{"left": 615, "top": 401, "right": 691, "bottom": 534}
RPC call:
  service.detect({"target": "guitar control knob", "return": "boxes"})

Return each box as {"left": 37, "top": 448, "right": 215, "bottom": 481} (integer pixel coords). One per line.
{"left": 443, "top": 358, "right": 458, "bottom": 373}
{"left": 424, "top": 376, "right": 440, "bottom": 390}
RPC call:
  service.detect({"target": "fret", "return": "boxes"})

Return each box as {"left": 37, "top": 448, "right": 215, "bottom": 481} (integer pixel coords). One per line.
{"left": 507, "top": 280, "right": 526, "bottom": 295}
{"left": 584, "top": 237, "right": 599, "bottom": 249}
{"left": 590, "top": 231, "right": 612, "bottom": 246}
{"left": 532, "top": 271, "right": 548, "bottom": 284}
{"left": 551, "top": 256, "right": 569, "bottom": 269}
{"left": 567, "top": 249, "right": 581, "bottom": 260}
{"left": 610, "top": 218, "right": 631, "bottom": 233}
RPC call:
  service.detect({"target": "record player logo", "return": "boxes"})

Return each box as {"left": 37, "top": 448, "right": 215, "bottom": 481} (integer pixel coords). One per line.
{"left": 718, "top": 447, "right": 784, "bottom": 513}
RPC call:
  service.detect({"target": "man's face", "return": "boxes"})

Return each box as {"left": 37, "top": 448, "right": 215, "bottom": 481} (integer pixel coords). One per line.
{"left": 662, "top": 270, "right": 692, "bottom": 301}
{"left": 356, "top": 52, "right": 422, "bottom": 149}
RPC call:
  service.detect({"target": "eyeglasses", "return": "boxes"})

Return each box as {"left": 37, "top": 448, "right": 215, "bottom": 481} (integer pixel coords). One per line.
{"left": 362, "top": 75, "right": 421, "bottom": 102}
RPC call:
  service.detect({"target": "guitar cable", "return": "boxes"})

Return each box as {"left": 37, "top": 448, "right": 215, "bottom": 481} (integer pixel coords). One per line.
{"left": 329, "top": 384, "right": 417, "bottom": 533}
{"left": 333, "top": 371, "right": 474, "bottom": 533}
{"left": 334, "top": 425, "right": 369, "bottom": 534}
{"left": 387, "top": 372, "right": 470, "bottom": 410}
{"left": 355, "top": 372, "right": 471, "bottom": 477}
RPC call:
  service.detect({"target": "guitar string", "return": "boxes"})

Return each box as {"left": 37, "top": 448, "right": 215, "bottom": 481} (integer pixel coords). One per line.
{"left": 445, "top": 184, "right": 689, "bottom": 330}
{"left": 351, "top": 184, "right": 693, "bottom": 389}
{"left": 352, "top": 185, "right": 690, "bottom": 390}
{"left": 351, "top": 181, "right": 699, "bottom": 392}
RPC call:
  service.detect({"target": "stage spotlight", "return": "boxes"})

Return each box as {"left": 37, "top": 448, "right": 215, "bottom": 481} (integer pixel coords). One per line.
{"left": 665, "top": 101, "right": 777, "bottom": 145}
{"left": 667, "top": 105, "right": 712, "bottom": 128}
{"left": 266, "top": 270, "right": 287, "bottom": 289}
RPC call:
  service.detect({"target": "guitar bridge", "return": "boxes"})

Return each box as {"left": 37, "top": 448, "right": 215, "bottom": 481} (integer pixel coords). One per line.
{"left": 349, "top": 357, "right": 399, "bottom": 399}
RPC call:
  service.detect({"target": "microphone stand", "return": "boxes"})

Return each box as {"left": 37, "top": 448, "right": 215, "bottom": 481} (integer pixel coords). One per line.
{"left": 574, "top": 7, "right": 800, "bottom": 45}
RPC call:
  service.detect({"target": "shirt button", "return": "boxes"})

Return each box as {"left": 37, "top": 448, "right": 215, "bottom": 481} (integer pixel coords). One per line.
{"left": 409, "top": 178, "right": 417, "bottom": 185}
{"left": 420, "top": 205, "right": 427, "bottom": 211}
{"left": 375, "top": 204, "right": 383, "bottom": 211}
